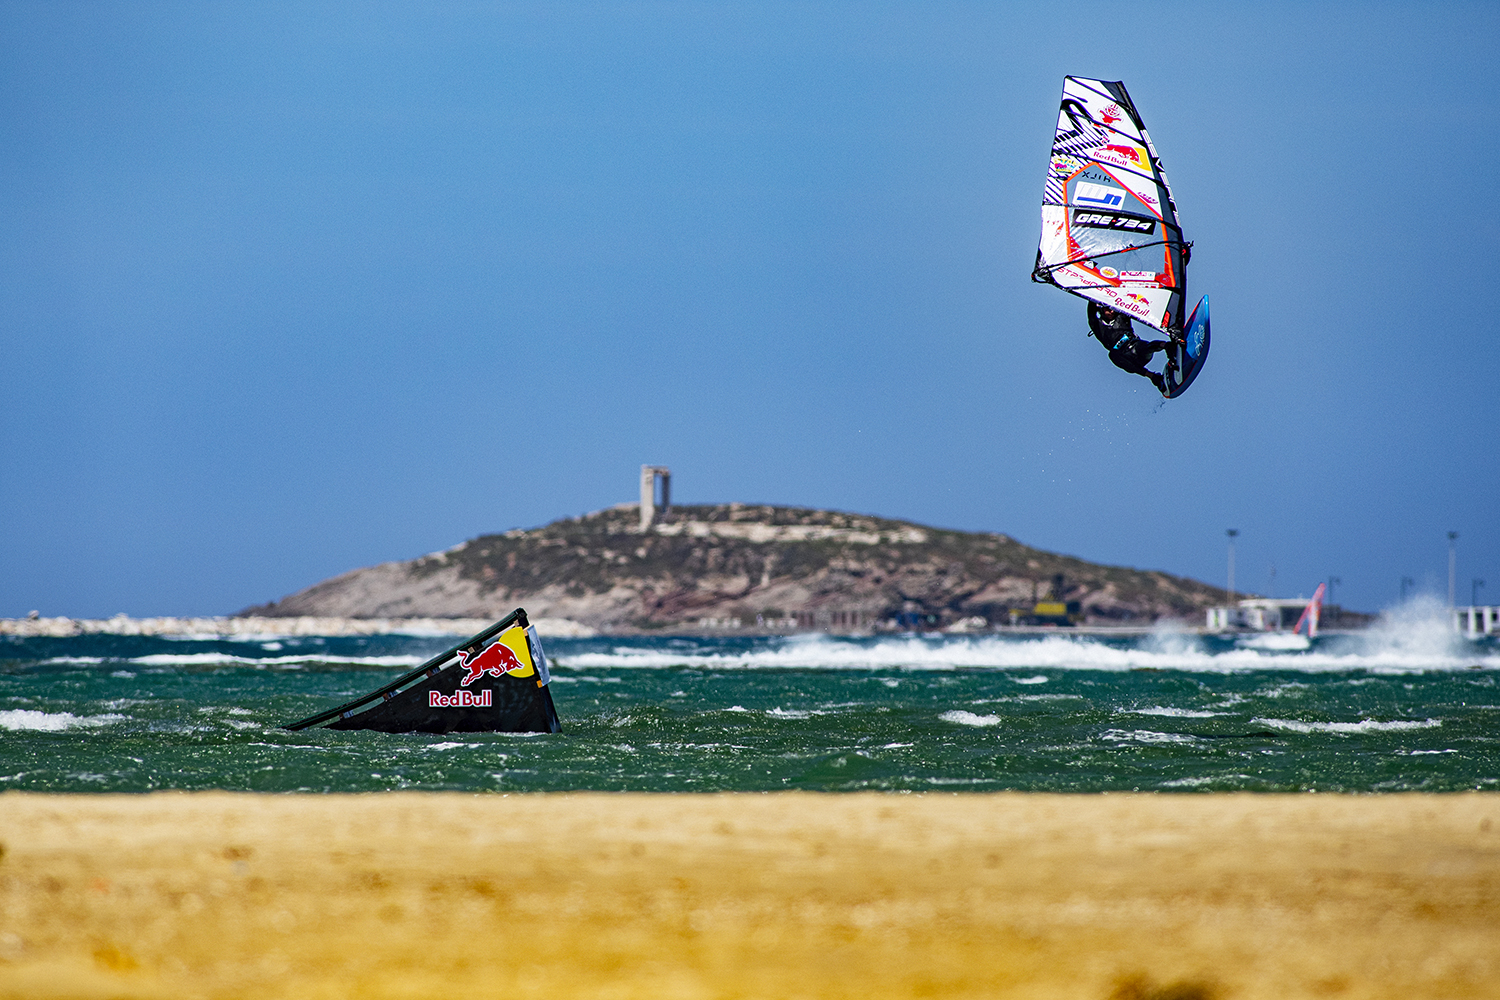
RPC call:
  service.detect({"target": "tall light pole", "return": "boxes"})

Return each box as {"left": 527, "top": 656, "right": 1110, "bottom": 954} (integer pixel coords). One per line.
{"left": 1448, "top": 531, "right": 1459, "bottom": 607}
{"left": 1226, "top": 529, "right": 1239, "bottom": 604}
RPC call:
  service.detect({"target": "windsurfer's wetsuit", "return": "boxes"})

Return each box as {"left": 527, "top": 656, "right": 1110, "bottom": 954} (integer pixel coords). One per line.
{"left": 1088, "top": 301, "right": 1168, "bottom": 393}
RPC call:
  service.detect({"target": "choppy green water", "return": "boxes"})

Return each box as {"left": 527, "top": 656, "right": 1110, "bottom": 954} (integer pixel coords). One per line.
{"left": 2, "top": 621, "right": 1496, "bottom": 793}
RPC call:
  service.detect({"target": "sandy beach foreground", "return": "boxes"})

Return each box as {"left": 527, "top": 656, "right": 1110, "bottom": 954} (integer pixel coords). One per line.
{"left": 0, "top": 793, "right": 1495, "bottom": 999}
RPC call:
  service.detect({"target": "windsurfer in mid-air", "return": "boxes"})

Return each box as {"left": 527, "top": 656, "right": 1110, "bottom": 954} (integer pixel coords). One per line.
{"left": 1087, "top": 301, "right": 1169, "bottom": 393}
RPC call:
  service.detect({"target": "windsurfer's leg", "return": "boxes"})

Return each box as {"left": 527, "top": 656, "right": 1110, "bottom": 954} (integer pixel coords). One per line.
{"left": 1116, "top": 357, "right": 1165, "bottom": 391}
{"left": 1108, "top": 346, "right": 1146, "bottom": 373}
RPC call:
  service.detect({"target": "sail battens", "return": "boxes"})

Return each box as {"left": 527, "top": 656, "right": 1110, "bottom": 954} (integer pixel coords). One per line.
{"left": 1035, "top": 76, "right": 1189, "bottom": 335}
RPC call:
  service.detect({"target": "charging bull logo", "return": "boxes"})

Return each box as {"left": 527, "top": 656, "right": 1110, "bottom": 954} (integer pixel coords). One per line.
{"left": 456, "top": 640, "right": 528, "bottom": 687}
{"left": 1103, "top": 144, "right": 1146, "bottom": 166}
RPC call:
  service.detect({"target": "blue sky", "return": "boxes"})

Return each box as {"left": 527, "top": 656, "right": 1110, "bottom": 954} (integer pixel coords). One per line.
{"left": 2, "top": 2, "right": 1496, "bottom": 618}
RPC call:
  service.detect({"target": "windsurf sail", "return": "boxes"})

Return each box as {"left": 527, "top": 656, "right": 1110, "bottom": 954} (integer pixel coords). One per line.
{"left": 1293, "top": 583, "right": 1327, "bottom": 639}
{"left": 1033, "top": 77, "right": 1191, "bottom": 335}
{"left": 283, "top": 608, "right": 562, "bottom": 734}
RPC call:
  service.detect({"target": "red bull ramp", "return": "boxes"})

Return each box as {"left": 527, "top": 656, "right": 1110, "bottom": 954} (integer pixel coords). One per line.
{"left": 283, "top": 609, "right": 562, "bottom": 734}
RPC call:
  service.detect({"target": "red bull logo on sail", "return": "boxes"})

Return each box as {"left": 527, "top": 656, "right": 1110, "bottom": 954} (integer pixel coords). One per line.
{"left": 1103, "top": 144, "right": 1145, "bottom": 166}
{"left": 429, "top": 689, "right": 493, "bottom": 708}
{"left": 456, "top": 641, "right": 527, "bottom": 687}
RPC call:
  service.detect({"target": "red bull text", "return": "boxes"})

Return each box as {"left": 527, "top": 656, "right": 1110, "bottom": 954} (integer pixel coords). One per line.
{"left": 1103, "top": 144, "right": 1145, "bottom": 166}
{"left": 456, "top": 641, "right": 527, "bottom": 687}
{"left": 429, "top": 689, "right": 493, "bottom": 708}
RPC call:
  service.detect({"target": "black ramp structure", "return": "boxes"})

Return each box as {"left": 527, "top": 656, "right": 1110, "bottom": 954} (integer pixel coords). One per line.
{"left": 283, "top": 608, "right": 562, "bottom": 734}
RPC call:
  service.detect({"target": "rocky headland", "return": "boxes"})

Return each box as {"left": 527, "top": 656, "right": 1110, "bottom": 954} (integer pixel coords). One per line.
{"left": 241, "top": 503, "right": 1234, "bottom": 632}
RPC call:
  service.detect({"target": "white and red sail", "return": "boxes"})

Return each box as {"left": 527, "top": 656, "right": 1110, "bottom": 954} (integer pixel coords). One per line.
{"left": 1293, "top": 583, "right": 1327, "bottom": 639}
{"left": 1033, "top": 77, "right": 1191, "bottom": 335}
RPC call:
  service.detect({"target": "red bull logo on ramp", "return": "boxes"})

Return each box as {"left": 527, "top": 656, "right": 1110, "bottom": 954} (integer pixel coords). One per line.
{"left": 456, "top": 638, "right": 530, "bottom": 687}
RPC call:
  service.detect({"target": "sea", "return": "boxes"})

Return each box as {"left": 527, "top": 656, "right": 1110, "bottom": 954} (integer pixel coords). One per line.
{"left": 3, "top": 606, "right": 1496, "bottom": 794}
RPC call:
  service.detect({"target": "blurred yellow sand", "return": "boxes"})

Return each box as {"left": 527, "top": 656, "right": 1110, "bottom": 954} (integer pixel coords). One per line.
{"left": 0, "top": 792, "right": 1497, "bottom": 999}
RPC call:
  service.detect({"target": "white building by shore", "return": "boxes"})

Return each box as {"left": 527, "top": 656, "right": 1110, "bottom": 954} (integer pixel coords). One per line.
{"left": 1208, "top": 601, "right": 1498, "bottom": 637}
{"left": 1206, "top": 598, "right": 1324, "bottom": 633}
{"left": 1453, "top": 606, "right": 1498, "bottom": 637}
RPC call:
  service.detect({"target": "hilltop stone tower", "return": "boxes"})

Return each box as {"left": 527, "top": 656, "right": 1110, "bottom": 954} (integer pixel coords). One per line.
{"left": 639, "top": 465, "right": 670, "bottom": 532}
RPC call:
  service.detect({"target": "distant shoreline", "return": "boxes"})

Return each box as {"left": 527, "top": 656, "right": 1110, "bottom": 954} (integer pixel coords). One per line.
{"left": 0, "top": 614, "right": 1367, "bottom": 639}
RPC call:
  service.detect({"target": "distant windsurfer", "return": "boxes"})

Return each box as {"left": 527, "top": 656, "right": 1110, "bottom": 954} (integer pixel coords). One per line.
{"left": 1087, "top": 301, "right": 1169, "bottom": 393}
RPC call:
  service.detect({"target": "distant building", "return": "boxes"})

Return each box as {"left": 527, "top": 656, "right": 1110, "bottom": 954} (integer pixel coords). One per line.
{"left": 1206, "top": 597, "right": 1326, "bottom": 632}
{"left": 1453, "top": 606, "right": 1498, "bottom": 637}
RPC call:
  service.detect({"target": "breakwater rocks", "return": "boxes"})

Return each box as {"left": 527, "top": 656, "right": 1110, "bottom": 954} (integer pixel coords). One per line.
{"left": 243, "top": 504, "right": 1232, "bottom": 632}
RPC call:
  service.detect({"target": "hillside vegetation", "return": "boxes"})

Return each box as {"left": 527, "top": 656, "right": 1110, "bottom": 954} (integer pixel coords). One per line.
{"left": 244, "top": 504, "right": 1233, "bottom": 631}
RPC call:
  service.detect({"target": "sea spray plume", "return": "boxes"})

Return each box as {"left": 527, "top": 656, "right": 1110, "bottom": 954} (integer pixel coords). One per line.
{"left": 1338, "top": 594, "right": 1472, "bottom": 662}
{"left": 1141, "top": 619, "right": 1207, "bottom": 658}
{"left": 1300, "top": 593, "right": 1498, "bottom": 673}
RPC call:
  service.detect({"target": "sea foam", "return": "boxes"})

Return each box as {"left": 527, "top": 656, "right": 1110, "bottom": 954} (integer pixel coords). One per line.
{"left": 554, "top": 629, "right": 1498, "bottom": 674}
{"left": 0, "top": 710, "right": 123, "bottom": 732}
{"left": 1252, "top": 717, "right": 1441, "bottom": 735}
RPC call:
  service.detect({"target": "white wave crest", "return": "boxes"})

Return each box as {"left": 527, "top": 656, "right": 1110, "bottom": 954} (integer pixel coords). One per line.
{"left": 766, "top": 707, "right": 821, "bottom": 719}
{"left": 1161, "top": 774, "right": 1253, "bottom": 787}
{"left": 1127, "top": 706, "right": 1222, "bottom": 718}
{"left": 0, "top": 710, "right": 124, "bottom": 732}
{"left": 1100, "top": 728, "right": 1199, "bottom": 745}
{"left": 970, "top": 694, "right": 1084, "bottom": 704}
{"left": 939, "top": 710, "right": 1003, "bottom": 727}
{"left": 1252, "top": 717, "right": 1441, "bottom": 735}
{"left": 1239, "top": 633, "right": 1311, "bottom": 652}
{"left": 553, "top": 630, "right": 1499, "bottom": 674}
